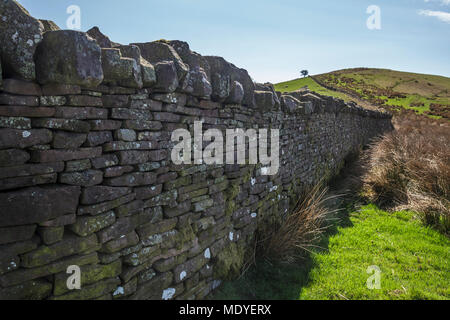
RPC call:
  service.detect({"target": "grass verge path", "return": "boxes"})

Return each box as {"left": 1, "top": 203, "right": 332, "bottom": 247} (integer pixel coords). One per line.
{"left": 212, "top": 204, "right": 450, "bottom": 300}
{"left": 300, "top": 204, "right": 449, "bottom": 300}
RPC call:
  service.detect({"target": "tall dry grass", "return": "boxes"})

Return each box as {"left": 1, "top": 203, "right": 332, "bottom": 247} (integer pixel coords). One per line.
{"left": 262, "top": 183, "right": 337, "bottom": 263}
{"left": 363, "top": 114, "right": 450, "bottom": 234}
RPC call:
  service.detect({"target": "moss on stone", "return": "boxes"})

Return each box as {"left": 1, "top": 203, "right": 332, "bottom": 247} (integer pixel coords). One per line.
{"left": 213, "top": 243, "right": 245, "bottom": 280}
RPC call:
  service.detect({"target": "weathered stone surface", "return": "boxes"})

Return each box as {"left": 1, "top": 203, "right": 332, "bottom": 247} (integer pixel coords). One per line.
{"left": 1, "top": 79, "right": 42, "bottom": 95}
{"left": 101, "top": 48, "right": 142, "bottom": 88}
{"left": 69, "top": 211, "right": 116, "bottom": 237}
{"left": 129, "top": 271, "right": 173, "bottom": 300}
{"left": 0, "top": 129, "right": 52, "bottom": 149}
{"left": 0, "top": 106, "right": 55, "bottom": 118}
{"left": 31, "top": 147, "right": 101, "bottom": 163}
{"left": 86, "top": 26, "right": 112, "bottom": 48}
{"left": 66, "top": 94, "right": 102, "bottom": 107}
{"left": 137, "top": 218, "right": 178, "bottom": 240}
{"left": 0, "top": 252, "right": 98, "bottom": 287}
{"left": 35, "top": 30, "right": 103, "bottom": 87}
{"left": 81, "top": 186, "right": 131, "bottom": 205}
{"left": 0, "top": 279, "right": 52, "bottom": 300}
{"left": 0, "top": 148, "right": 29, "bottom": 166}
{"left": 103, "top": 141, "right": 157, "bottom": 152}
{"left": 54, "top": 260, "right": 121, "bottom": 296}
{"left": 0, "top": 116, "right": 31, "bottom": 129}
{"left": 167, "top": 40, "right": 211, "bottom": 97}
{"left": 173, "top": 254, "right": 207, "bottom": 283}
{"left": 37, "top": 226, "right": 64, "bottom": 245}
{"left": 0, "top": 172, "right": 57, "bottom": 191}
{"left": 132, "top": 41, "right": 188, "bottom": 81}
{"left": 39, "top": 19, "right": 60, "bottom": 32}
{"left": 115, "top": 129, "right": 137, "bottom": 142}
{"left": 51, "top": 277, "right": 120, "bottom": 300}
{"left": 0, "top": 93, "right": 39, "bottom": 106}
{"left": 123, "top": 119, "right": 162, "bottom": 131}
{"left": 21, "top": 233, "right": 99, "bottom": 268}
{"left": 85, "top": 131, "right": 113, "bottom": 147}
{"left": 0, "top": 0, "right": 44, "bottom": 80}
{"left": 39, "top": 214, "right": 76, "bottom": 227}
{"left": 41, "top": 83, "right": 81, "bottom": 96}
{"left": 101, "top": 95, "right": 129, "bottom": 107}
{"left": 254, "top": 90, "right": 275, "bottom": 111}
{"left": 88, "top": 119, "right": 122, "bottom": 131}
{"left": 104, "top": 165, "right": 134, "bottom": 178}
{"left": 91, "top": 154, "right": 119, "bottom": 169}
{"left": 112, "top": 277, "right": 137, "bottom": 299}
{"left": 205, "top": 55, "right": 255, "bottom": 106}
{"left": 32, "top": 118, "right": 90, "bottom": 133}
{"left": 115, "top": 200, "right": 144, "bottom": 217}
{"left": 40, "top": 95, "right": 66, "bottom": 106}
{"left": 118, "top": 45, "right": 156, "bottom": 88}
{"left": 54, "top": 107, "right": 107, "bottom": 120}
{"left": 153, "top": 61, "right": 179, "bottom": 93}
{"left": 59, "top": 169, "right": 103, "bottom": 186}
{"left": 116, "top": 151, "right": 148, "bottom": 166}
{"left": 65, "top": 159, "right": 91, "bottom": 173}
{"left": 78, "top": 193, "right": 136, "bottom": 216}
{"left": 105, "top": 172, "right": 156, "bottom": 187}
{"left": 0, "top": 225, "right": 36, "bottom": 245}
{"left": 52, "top": 131, "right": 86, "bottom": 149}
{"left": 280, "top": 95, "right": 302, "bottom": 113}
{"left": 97, "top": 216, "right": 139, "bottom": 243}
{"left": 0, "top": 185, "right": 80, "bottom": 226}
{"left": 101, "top": 230, "right": 139, "bottom": 254}
{"left": 0, "top": 162, "right": 63, "bottom": 179}
{"left": 228, "top": 81, "right": 244, "bottom": 104}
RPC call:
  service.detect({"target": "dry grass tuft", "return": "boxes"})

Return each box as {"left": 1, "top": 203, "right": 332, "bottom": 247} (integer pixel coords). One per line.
{"left": 261, "top": 183, "right": 338, "bottom": 263}
{"left": 363, "top": 114, "right": 450, "bottom": 234}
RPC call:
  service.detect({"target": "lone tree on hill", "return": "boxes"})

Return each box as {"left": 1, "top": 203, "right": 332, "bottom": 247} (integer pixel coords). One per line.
{"left": 301, "top": 70, "right": 309, "bottom": 78}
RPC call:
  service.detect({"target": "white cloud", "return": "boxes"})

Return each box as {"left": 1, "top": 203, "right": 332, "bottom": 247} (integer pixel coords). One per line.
{"left": 418, "top": 9, "right": 450, "bottom": 23}
{"left": 424, "top": 0, "right": 450, "bottom": 5}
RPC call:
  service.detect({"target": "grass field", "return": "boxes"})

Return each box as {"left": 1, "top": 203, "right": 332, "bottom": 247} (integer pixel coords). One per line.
{"left": 212, "top": 204, "right": 450, "bottom": 300}
{"left": 274, "top": 68, "right": 450, "bottom": 119}
{"left": 274, "top": 77, "right": 352, "bottom": 102}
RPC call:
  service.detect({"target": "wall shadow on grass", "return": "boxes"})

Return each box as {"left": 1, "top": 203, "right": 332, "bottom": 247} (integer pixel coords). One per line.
{"left": 211, "top": 155, "right": 364, "bottom": 300}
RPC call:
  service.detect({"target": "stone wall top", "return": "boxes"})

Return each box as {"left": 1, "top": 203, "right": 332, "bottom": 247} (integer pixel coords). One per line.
{"left": 0, "top": 0, "right": 390, "bottom": 119}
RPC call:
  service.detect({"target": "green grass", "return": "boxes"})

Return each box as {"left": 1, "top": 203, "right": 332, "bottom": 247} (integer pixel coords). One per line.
{"left": 301, "top": 205, "right": 449, "bottom": 300}
{"left": 212, "top": 204, "right": 450, "bottom": 300}
{"left": 275, "top": 68, "right": 450, "bottom": 119}
{"left": 274, "top": 77, "right": 352, "bottom": 102}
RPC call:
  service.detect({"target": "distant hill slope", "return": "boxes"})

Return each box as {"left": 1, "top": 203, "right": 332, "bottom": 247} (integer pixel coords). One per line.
{"left": 275, "top": 68, "right": 450, "bottom": 119}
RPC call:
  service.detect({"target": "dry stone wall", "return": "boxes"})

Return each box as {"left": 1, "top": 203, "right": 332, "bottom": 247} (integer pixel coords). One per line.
{"left": 0, "top": 0, "right": 392, "bottom": 300}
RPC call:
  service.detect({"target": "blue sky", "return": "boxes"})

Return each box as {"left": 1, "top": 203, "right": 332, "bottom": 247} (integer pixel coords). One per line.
{"left": 18, "top": 0, "right": 450, "bottom": 83}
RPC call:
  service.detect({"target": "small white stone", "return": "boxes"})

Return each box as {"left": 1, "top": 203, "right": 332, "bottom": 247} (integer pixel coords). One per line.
{"left": 229, "top": 231, "right": 234, "bottom": 241}
{"left": 113, "top": 286, "right": 124, "bottom": 296}
{"left": 22, "top": 131, "right": 31, "bottom": 138}
{"left": 179, "top": 271, "right": 187, "bottom": 281}
{"left": 251, "top": 213, "right": 257, "bottom": 218}
{"left": 162, "top": 288, "right": 176, "bottom": 300}
{"left": 204, "top": 248, "right": 211, "bottom": 259}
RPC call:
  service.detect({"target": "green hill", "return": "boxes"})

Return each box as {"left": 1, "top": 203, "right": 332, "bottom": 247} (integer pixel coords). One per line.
{"left": 275, "top": 68, "right": 450, "bottom": 119}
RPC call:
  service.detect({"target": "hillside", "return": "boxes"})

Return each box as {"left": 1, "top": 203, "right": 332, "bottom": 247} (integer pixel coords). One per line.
{"left": 275, "top": 68, "right": 450, "bottom": 119}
